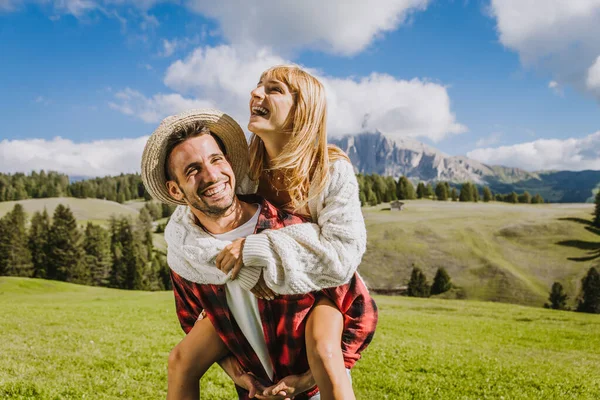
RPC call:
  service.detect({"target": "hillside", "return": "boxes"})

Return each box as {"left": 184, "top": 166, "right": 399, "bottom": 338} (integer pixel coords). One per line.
{"left": 1, "top": 277, "right": 598, "bottom": 399}
{"left": 358, "top": 200, "right": 598, "bottom": 307}
{"left": 0, "top": 197, "right": 139, "bottom": 225}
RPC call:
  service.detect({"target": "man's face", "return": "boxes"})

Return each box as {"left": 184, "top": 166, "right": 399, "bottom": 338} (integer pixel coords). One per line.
{"left": 166, "top": 135, "right": 236, "bottom": 216}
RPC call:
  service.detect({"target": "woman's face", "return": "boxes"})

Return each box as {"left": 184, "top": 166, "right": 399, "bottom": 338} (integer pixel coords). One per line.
{"left": 248, "top": 77, "right": 295, "bottom": 138}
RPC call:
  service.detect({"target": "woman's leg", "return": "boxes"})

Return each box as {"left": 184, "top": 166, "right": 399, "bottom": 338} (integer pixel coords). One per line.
{"left": 167, "top": 317, "right": 229, "bottom": 400}
{"left": 305, "top": 298, "right": 355, "bottom": 400}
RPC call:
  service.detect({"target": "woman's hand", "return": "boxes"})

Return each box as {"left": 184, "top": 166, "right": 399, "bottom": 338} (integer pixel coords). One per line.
{"left": 216, "top": 238, "right": 245, "bottom": 279}
{"left": 257, "top": 370, "right": 316, "bottom": 400}
{"left": 251, "top": 273, "right": 276, "bottom": 300}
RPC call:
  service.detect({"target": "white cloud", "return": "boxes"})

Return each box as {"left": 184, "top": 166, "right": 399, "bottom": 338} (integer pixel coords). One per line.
{"left": 112, "top": 45, "right": 466, "bottom": 142}
{"left": 108, "top": 87, "right": 213, "bottom": 123}
{"left": 587, "top": 56, "right": 600, "bottom": 93}
{"left": 0, "top": 136, "right": 149, "bottom": 176}
{"left": 158, "top": 36, "right": 201, "bottom": 57}
{"left": 185, "top": 0, "right": 430, "bottom": 56}
{"left": 467, "top": 131, "right": 600, "bottom": 171}
{"left": 475, "top": 132, "right": 502, "bottom": 147}
{"left": 489, "top": 0, "right": 600, "bottom": 100}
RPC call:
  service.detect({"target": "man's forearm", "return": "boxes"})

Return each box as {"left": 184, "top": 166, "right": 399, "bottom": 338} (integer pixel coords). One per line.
{"left": 218, "top": 354, "right": 245, "bottom": 380}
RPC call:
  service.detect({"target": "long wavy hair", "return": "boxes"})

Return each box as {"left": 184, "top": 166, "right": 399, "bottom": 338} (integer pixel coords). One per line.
{"left": 248, "top": 64, "right": 348, "bottom": 211}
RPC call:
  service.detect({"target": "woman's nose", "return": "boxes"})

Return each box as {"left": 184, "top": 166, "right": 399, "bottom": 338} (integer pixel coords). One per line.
{"left": 251, "top": 85, "right": 264, "bottom": 99}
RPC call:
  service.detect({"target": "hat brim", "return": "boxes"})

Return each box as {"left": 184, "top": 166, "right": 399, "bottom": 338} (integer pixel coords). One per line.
{"left": 141, "top": 109, "right": 249, "bottom": 205}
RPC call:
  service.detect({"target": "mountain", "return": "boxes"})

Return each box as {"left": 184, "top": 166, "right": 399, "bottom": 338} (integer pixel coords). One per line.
{"left": 330, "top": 132, "right": 600, "bottom": 203}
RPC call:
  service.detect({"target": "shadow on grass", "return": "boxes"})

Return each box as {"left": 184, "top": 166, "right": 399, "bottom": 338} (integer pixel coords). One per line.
{"left": 557, "top": 218, "right": 600, "bottom": 261}
{"left": 558, "top": 217, "right": 593, "bottom": 226}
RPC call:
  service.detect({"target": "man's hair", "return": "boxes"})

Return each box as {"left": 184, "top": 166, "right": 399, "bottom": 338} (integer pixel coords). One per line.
{"left": 164, "top": 121, "right": 227, "bottom": 182}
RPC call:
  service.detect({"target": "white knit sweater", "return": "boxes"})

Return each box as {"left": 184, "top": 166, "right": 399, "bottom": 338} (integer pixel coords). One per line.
{"left": 164, "top": 159, "right": 366, "bottom": 295}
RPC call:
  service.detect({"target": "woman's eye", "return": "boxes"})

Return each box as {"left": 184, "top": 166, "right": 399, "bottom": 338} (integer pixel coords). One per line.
{"left": 272, "top": 87, "right": 282, "bottom": 93}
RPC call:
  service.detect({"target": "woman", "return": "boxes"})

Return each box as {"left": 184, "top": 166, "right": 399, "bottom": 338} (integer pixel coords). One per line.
{"left": 165, "top": 65, "right": 376, "bottom": 400}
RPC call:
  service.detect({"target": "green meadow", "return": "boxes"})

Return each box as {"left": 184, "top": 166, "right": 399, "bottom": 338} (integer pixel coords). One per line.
{"left": 1, "top": 277, "right": 599, "bottom": 399}
{"left": 359, "top": 200, "right": 599, "bottom": 307}
{"left": 0, "top": 197, "right": 139, "bottom": 228}
{"left": 1, "top": 197, "right": 599, "bottom": 307}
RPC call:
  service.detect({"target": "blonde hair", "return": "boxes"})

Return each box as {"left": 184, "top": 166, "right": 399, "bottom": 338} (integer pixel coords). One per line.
{"left": 248, "top": 64, "right": 349, "bottom": 211}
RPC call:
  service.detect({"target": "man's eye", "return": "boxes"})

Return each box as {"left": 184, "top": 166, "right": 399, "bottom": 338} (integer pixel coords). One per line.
{"left": 186, "top": 168, "right": 197, "bottom": 176}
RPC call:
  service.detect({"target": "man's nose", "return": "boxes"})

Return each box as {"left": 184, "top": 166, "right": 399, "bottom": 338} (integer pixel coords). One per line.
{"left": 201, "top": 163, "right": 221, "bottom": 183}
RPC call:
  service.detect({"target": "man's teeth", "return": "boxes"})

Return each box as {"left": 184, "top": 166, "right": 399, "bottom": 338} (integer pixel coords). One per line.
{"left": 252, "top": 106, "right": 268, "bottom": 116}
{"left": 203, "top": 183, "right": 226, "bottom": 196}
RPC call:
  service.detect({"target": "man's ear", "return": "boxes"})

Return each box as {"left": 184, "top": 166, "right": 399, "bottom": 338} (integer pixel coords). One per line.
{"left": 166, "top": 180, "right": 184, "bottom": 201}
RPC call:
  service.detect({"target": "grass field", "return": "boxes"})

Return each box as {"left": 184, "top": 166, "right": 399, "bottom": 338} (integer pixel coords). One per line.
{"left": 3, "top": 197, "right": 599, "bottom": 308}
{"left": 1, "top": 277, "right": 599, "bottom": 399}
{"left": 0, "top": 197, "right": 139, "bottom": 227}
{"left": 359, "top": 200, "right": 599, "bottom": 307}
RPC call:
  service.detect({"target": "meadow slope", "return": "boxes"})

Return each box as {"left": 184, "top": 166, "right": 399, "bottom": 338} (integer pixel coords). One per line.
{"left": 0, "top": 278, "right": 598, "bottom": 399}
{"left": 359, "top": 200, "right": 599, "bottom": 307}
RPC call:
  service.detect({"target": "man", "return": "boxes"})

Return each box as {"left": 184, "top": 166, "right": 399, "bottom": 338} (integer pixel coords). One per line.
{"left": 140, "top": 109, "right": 376, "bottom": 399}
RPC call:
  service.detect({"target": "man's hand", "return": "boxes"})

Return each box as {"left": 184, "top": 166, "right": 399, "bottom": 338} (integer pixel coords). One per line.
{"left": 257, "top": 371, "right": 316, "bottom": 400}
{"left": 251, "top": 273, "right": 276, "bottom": 300}
{"left": 216, "top": 238, "right": 245, "bottom": 279}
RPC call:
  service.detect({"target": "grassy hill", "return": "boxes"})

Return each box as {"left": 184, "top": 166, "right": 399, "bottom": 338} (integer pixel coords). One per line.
{"left": 0, "top": 197, "right": 139, "bottom": 226}
{"left": 0, "top": 277, "right": 598, "bottom": 399}
{"left": 358, "top": 200, "right": 599, "bottom": 307}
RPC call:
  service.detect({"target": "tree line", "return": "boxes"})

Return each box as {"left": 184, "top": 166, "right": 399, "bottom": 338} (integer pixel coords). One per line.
{"left": 0, "top": 203, "right": 171, "bottom": 291}
{"left": 357, "top": 173, "right": 544, "bottom": 206}
{"left": 0, "top": 171, "right": 150, "bottom": 203}
{"left": 544, "top": 268, "right": 600, "bottom": 314}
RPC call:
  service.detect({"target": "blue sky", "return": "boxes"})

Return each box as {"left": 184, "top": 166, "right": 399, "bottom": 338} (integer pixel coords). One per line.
{"left": 2, "top": 0, "right": 600, "bottom": 176}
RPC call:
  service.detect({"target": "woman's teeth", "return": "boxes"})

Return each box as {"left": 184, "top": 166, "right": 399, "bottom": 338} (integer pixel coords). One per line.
{"left": 252, "top": 106, "right": 268, "bottom": 116}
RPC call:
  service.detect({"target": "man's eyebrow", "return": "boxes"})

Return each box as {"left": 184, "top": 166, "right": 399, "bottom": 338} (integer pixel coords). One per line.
{"left": 183, "top": 161, "right": 201, "bottom": 173}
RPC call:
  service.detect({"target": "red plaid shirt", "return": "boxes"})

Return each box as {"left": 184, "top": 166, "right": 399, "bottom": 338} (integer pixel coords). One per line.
{"left": 170, "top": 195, "right": 378, "bottom": 399}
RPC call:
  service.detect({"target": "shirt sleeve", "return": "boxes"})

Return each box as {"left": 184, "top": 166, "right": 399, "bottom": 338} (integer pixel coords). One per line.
{"left": 170, "top": 270, "right": 205, "bottom": 334}
{"left": 240, "top": 160, "right": 367, "bottom": 295}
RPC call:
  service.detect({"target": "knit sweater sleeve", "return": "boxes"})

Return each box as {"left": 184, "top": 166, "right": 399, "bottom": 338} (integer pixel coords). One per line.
{"left": 164, "top": 205, "right": 231, "bottom": 285}
{"left": 240, "top": 160, "right": 366, "bottom": 294}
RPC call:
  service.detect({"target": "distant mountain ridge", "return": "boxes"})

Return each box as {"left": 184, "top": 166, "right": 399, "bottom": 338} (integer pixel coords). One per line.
{"left": 330, "top": 132, "right": 600, "bottom": 203}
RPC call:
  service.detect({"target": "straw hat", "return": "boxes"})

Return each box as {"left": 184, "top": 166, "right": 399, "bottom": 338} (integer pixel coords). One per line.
{"left": 141, "top": 109, "right": 249, "bottom": 205}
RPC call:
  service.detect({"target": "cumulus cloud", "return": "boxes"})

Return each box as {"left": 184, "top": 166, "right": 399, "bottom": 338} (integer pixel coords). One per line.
{"left": 467, "top": 131, "right": 600, "bottom": 171}
{"left": 475, "top": 132, "right": 502, "bottom": 147}
{"left": 186, "top": 0, "right": 430, "bottom": 56}
{"left": 587, "top": 56, "right": 600, "bottom": 93}
{"left": 489, "top": 0, "right": 600, "bottom": 100}
{"left": 0, "top": 136, "right": 149, "bottom": 176}
{"left": 112, "top": 45, "right": 465, "bottom": 142}
{"left": 108, "top": 87, "right": 212, "bottom": 123}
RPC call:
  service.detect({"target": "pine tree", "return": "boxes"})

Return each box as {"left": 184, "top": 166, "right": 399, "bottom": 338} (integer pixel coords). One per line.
{"left": 407, "top": 267, "right": 430, "bottom": 298}
{"left": 545, "top": 282, "right": 568, "bottom": 310}
{"left": 431, "top": 267, "right": 452, "bottom": 295}
{"left": 576, "top": 267, "right": 600, "bottom": 314}
{"left": 518, "top": 191, "right": 531, "bottom": 204}
{"left": 47, "top": 204, "right": 87, "bottom": 283}
{"left": 531, "top": 193, "right": 544, "bottom": 204}
{"left": 83, "top": 223, "right": 112, "bottom": 287}
{"left": 28, "top": 209, "right": 51, "bottom": 278}
{"left": 472, "top": 183, "right": 479, "bottom": 202}
{"left": 507, "top": 192, "right": 518, "bottom": 204}
{"left": 425, "top": 183, "right": 434, "bottom": 199}
{"left": 459, "top": 183, "right": 472, "bottom": 202}
{"left": 0, "top": 204, "right": 33, "bottom": 277}
{"left": 109, "top": 217, "right": 146, "bottom": 290}
{"left": 450, "top": 188, "right": 458, "bottom": 202}
{"left": 483, "top": 186, "right": 492, "bottom": 202}
{"left": 435, "top": 182, "right": 448, "bottom": 201}
{"left": 396, "top": 176, "right": 415, "bottom": 200}
{"left": 416, "top": 182, "right": 426, "bottom": 199}
{"left": 594, "top": 192, "right": 600, "bottom": 227}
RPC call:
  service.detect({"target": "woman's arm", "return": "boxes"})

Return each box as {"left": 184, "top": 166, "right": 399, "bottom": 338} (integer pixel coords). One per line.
{"left": 238, "top": 160, "right": 366, "bottom": 294}
{"left": 164, "top": 205, "right": 231, "bottom": 285}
